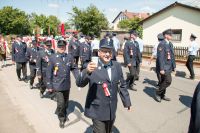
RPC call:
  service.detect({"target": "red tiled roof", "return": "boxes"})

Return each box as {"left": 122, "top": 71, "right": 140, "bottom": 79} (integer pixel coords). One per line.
{"left": 112, "top": 11, "right": 150, "bottom": 23}
{"left": 123, "top": 12, "right": 150, "bottom": 19}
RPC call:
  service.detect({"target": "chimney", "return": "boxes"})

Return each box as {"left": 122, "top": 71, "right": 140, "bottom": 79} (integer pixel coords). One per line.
{"left": 125, "top": 9, "right": 127, "bottom": 14}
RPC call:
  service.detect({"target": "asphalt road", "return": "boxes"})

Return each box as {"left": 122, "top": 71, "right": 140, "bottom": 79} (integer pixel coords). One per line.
{"left": 0, "top": 61, "right": 198, "bottom": 133}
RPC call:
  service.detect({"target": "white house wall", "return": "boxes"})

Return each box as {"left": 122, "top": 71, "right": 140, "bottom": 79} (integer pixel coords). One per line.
{"left": 143, "top": 5, "right": 200, "bottom": 47}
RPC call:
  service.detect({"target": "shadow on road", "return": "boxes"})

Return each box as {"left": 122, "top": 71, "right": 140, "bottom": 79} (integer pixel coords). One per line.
{"left": 143, "top": 78, "right": 158, "bottom": 87}
{"left": 143, "top": 86, "right": 157, "bottom": 98}
{"left": 179, "top": 95, "right": 192, "bottom": 108}
{"left": 68, "top": 100, "right": 84, "bottom": 115}
{"left": 84, "top": 125, "right": 120, "bottom": 133}
{"left": 175, "top": 71, "right": 186, "bottom": 78}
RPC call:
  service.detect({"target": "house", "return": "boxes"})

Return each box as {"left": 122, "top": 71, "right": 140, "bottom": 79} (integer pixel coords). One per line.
{"left": 140, "top": 1, "right": 200, "bottom": 47}
{"left": 112, "top": 10, "right": 150, "bottom": 30}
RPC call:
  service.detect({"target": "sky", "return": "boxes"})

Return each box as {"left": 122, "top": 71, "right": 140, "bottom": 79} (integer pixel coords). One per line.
{"left": 0, "top": 0, "right": 197, "bottom": 24}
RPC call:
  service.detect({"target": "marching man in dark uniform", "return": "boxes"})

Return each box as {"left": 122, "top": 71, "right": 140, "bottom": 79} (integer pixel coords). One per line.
{"left": 155, "top": 29, "right": 176, "bottom": 102}
{"left": 188, "top": 82, "right": 200, "bottom": 133}
{"left": 68, "top": 35, "right": 80, "bottom": 65}
{"left": 46, "top": 40, "right": 79, "bottom": 128}
{"left": 36, "top": 40, "right": 54, "bottom": 98}
{"left": 80, "top": 36, "right": 92, "bottom": 70}
{"left": 100, "top": 32, "right": 117, "bottom": 61}
{"left": 124, "top": 30, "right": 141, "bottom": 91}
{"left": 26, "top": 40, "right": 40, "bottom": 89}
{"left": 12, "top": 35, "right": 28, "bottom": 82}
{"left": 76, "top": 40, "right": 131, "bottom": 133}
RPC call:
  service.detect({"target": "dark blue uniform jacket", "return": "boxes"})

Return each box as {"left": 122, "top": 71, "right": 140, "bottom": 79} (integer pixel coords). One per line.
{"left": 46, "top": 53, "right": 79, "bottom": 91}
{"left": 12, "top": 41, "right": 27, "bottom": 63}
{"left": 76, "top": 60, "right": 131, "bottom": 121}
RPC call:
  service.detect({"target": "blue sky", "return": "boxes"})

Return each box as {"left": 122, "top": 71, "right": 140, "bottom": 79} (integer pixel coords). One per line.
{"left": 0, "top": 0, "right": 190, "bottom": 23}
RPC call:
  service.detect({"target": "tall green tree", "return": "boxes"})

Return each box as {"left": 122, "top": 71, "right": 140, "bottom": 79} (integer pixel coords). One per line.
{"left": 69, "top": 5, "right": 109, "bottom": 36}
{"left": 29, "top": 13, "right": 60, "bottom": 35}
{"left": 118, "top": 18, "right": 143, "bottom": 38}
{"left": 0, "top": 6, "right": 31, "bottom": 35}
{"left": 46, "top": 15, "right": 61, "bottom": 35}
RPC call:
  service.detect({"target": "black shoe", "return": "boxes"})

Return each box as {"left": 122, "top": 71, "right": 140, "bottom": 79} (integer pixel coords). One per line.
{"left": 40, "top": 91, "right": 44, "bottom": 98}
{"left": 190, "top": 76, "right": 195, "bottom": 80}
{"left": 59, "top": 121, "right": 65, "bottom": 128}
{"left": 24, "top": 79, "right": 28, "bottom": 83}
{"left": 162, "top": 96, "right": 171, "bottom": 101}
{"left": 65, "top": 116, "right": 69, "bottom": 122}
{"left": 18, "top": 78, "right": 22, "bottom": 81}
{"left": 154, "top": 94, "right": 161, "bottom": 102}
{"left": 29, "top": 85, "right": 33, "bottom": 89}
{"left": 129, "top": 85, "right": 137, "bottom": 91}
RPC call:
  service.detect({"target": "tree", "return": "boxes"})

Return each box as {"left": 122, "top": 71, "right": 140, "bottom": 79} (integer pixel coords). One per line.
{"left": 0, "top": 6, "right": 31, "bottom": 35}
{"left": 118, "top": 18, "right": 143, "bottom": 38}
{"left": 29, "top": 13, "right": 60, "bottom": 35}
{"left": 46, "top": 15, "right": 60, "bottom": 35}
{"left": 69, "top": 5, "right": 109, "bottom": 36}
{"left": 64, "top": 22, "right": 70, "bottom": 29}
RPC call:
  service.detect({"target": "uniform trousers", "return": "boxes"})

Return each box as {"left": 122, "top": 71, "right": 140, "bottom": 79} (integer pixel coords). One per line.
{"left": 56, "top": 90, "right": 70, "bottom": 122}
{"left": 39, "top": 71, "right": 47, "bottom": 94}
{"left": 29, "top": 63, "right": 36, "bottom": 85}
{"left": 16, "top": 62, "right": 27, "bottom": 79}
{"left": 126, "top": 63, "right": 139, "bottom": 86}
{"left": 74, "top": 56, "right": 79, "bottom": 66}
{"left": 92, "top": 119, "right": 115, "bottom": 133}
{"left": 157, "top": 72, "right": 172, "bottom": 98}
{"left": 186, "top": 55, "right": 195, "bottom": 78}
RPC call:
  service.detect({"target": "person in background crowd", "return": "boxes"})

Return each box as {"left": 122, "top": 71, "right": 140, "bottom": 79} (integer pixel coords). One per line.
{"left": 112, "top": 33, "right": 120, "bottom": 57}
{"left": 46, "top": 40, "right": 79, "bottom": 128}
{"left": 0, "top": 35, "right": 10, "bottom": 68}
{"left": 80, "top": 36, "right": 92, "bottom": 70}
{"left": 79, "top": 34, "right": 85, "bottom": 43}
{"left": 122, "top": 37, "right": 129, "bottom": 66}
{"left": 155, "top": 29, "right": 176, "bottom": 102}
{"left": 12, "top": 35, "right": 28, "bottom": 83}
{"left": 26, "top": 40, "right": 40, "bottom": 89}
{"left": 148, "top": 33, "right": 164, "bottom": 86}
{"left": 91, "top": 35, "right": 100, "bottom": 56}
{"left": 76, "top": 39, "right": 131, "bottom": 133}
{"left": 186, "top": 33, "right": 199, "bottom": 80}
{"left": 68, "top": 35, "right": 80, "bottom": 66}
{"left": 36, "top": 40, "right": 54, "bottom": 98}
{"left": 124, "top": 30, "right": 141, "bottom": 91}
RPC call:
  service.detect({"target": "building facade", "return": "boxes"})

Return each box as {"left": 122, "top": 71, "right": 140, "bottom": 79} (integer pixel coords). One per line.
{"left": 141, "top": 2, "right": 200, "bottom": 47}
{"left": 112, "top": 10, "right": 150, "bottom": 30}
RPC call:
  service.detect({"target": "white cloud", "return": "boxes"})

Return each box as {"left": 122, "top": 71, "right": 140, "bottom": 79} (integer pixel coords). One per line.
{"left": 48, "top": 3, "right": 59, "bottom": 8}
{"left": 140, "top": 6, "right": 156, "bottom": 13}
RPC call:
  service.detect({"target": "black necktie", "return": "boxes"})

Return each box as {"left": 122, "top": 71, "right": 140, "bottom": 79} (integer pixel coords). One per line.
{"left": 61, "top": 54, "right": 65, "bottom": 61}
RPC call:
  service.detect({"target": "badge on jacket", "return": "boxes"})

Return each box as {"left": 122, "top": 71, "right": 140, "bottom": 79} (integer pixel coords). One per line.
{"left": 102, "top": 83, "right": 110, "bottom": 97}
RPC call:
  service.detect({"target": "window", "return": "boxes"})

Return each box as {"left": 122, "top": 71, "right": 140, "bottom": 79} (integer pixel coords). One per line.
{"left": 171, "top": 29, "right": 182, "bottom": 42}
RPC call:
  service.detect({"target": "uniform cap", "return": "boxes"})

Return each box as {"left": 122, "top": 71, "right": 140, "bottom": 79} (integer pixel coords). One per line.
{"left": 99, "top": 39, "right": 113, "bottom": 49}
{"left": 57, "top": 40, "right": 66, "bottom": 47}
{"left": 190, "top": 33, "right": 197, "bottom": 39}
{"left": 45, "top": 40, "right": 52, "bottom": 46}
{"left": 112, "top": 32, "right": 117, "bottom": 36}
{"left": 129, "top": 30, "right": 138, "bottom": 36}
{"left": 157, "top": 33, "right": 164, "bottom": 40}
{"left": 32, "top": 40, "right": 37, "bottom": 45}
{"left": 162, "top": 29, "right": 173, "bottom": 36}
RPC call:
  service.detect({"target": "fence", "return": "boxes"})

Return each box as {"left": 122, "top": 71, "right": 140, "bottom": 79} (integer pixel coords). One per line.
{"left": 143, "top": 45, "right": 200, "bottom": 62}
